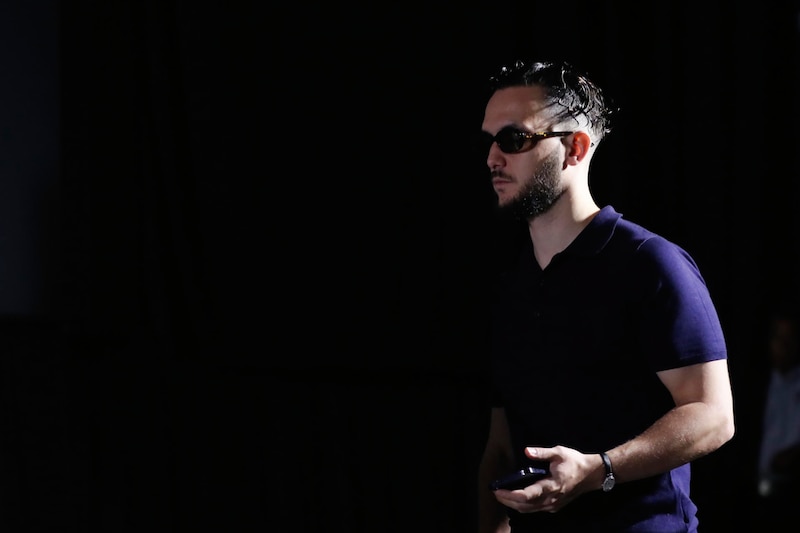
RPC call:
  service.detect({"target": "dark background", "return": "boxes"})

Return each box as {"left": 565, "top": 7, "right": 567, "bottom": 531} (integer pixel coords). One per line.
{"left": 1, "top": 1, "right": 799, "bottom": 531}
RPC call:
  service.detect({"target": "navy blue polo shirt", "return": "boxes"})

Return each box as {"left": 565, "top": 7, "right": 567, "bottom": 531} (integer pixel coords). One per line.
{"left": 490, "top": 205, "right": 727, "bottom": 532}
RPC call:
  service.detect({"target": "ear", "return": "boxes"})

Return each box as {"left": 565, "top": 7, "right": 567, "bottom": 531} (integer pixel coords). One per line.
{"left": 565, "top": 131, "right": 593, "bottom": 166}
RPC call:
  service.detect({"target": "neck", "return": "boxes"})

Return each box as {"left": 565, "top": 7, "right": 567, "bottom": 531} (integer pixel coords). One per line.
{"left": 527, "top": 192, "right": 599, "bottom": 269}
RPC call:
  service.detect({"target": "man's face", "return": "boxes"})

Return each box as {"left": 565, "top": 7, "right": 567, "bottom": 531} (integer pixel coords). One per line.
{"left": 482, "top": 86, "right": 566, "bottom": 221}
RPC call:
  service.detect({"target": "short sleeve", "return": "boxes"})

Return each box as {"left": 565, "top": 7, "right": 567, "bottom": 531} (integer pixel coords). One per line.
{"left": 634, "top": 237, "right": 727, "bottom": 371}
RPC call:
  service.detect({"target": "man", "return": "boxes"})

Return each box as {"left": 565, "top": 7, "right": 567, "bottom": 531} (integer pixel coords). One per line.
{"left": 477, "top": 60, "right": 735, "bottom": 533}
{"left": 753, "top": 305, "right": 800, "bottom": 531}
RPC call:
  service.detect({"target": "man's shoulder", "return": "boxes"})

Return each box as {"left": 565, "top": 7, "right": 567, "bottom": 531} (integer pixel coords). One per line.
{"left": 599, "top": 211, "right": 703, "bottom": 277}
{"left": 604, "top": 209, "right": 687, "bottom": 257}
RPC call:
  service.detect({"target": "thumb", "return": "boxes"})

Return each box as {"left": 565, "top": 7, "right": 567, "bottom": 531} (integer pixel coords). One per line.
{"left": 525, "top": 446, "right": 553, "bottom": 460}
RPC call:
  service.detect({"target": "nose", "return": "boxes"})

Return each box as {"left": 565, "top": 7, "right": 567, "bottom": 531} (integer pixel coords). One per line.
{"left": 487, "top": 142, "right": 505, "bottom": 170}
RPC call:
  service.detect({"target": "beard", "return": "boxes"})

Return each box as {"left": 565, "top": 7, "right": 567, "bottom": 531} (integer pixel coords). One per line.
{"left": 495, "top": 152, "right": 564, "bottom": 222}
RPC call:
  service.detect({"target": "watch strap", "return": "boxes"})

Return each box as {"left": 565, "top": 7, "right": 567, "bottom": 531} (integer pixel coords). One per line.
{"left": 600, "top": 451, "right": 615, "bottom": 491}
{"left": 600, "top": 451, "right": 613, "bottom": 476}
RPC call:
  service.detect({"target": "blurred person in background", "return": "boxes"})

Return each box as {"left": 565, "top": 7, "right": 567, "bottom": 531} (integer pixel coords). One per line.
{"left": 754, "top": 303, "right": 800, "bottom": 531}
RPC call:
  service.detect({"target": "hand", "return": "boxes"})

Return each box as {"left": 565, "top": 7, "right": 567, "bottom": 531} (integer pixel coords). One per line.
{"left": 493, "top": 445, "right": 597, "bottom": 514}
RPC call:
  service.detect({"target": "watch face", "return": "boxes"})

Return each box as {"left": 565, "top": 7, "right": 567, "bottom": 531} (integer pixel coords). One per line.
{"left": 602, "top": 475, "right": 615, "bottom": 492}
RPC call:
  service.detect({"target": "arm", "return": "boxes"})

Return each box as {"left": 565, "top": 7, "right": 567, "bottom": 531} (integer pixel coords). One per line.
{"left": 601, "top": 241, "right": 735, "bottom": 482}
{"left": 496, "top": 358, "right": 735, "bottom": 513}
{"left": 602, "top": 358, "right": 735, "bottom": 483}
{"left": 478, "top": 407, "right": 513, "bottom": 533}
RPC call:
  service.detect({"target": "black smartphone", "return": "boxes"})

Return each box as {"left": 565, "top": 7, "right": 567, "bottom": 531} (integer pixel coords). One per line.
{"left": 489, "top": 462, "right": 550, "bottom": 491}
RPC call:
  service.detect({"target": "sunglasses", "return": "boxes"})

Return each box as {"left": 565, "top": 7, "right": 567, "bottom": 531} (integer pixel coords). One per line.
{"left": 484, "top": 126, "right": 574, "bottom": 154}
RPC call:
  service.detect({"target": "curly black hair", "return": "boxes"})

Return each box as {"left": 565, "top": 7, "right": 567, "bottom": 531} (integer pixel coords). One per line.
{"left": 488, "top": 60, "right": 617, "bottom": 143}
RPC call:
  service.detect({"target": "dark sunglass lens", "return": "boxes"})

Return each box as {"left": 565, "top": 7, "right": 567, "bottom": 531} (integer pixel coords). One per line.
{"left": 494, "top": 127, "right": 526, "bottom": 153}
{"left": 481, "top": 131, "right": 497, "bottom": 150}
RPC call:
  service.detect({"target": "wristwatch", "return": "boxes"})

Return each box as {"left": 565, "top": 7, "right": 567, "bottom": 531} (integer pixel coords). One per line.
{"left": 600, "top": 451, "right": 615, "bottom": 492}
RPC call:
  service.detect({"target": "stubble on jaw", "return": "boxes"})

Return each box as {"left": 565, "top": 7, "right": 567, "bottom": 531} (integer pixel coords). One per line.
{"left": 494, "top": 152, "right": 564, "bottom": 222}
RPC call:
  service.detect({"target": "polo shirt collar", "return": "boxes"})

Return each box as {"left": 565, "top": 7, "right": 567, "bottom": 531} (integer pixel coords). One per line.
{"left": 561, "top": 205, "right": 622, "bottom": 257}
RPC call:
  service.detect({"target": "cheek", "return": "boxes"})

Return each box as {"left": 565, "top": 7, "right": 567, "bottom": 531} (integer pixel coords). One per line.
{"left": 507, "top": 156, "right": 537, "bottom": 181}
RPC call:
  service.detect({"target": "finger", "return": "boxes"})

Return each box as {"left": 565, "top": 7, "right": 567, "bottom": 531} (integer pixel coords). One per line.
{"left": 496, "top": 496, "right": 541, "bottom": 514}
{"left": 494, "top": 492, "right": 527, "bottom": 509}
{"left": 495, "top": 488, "right": 538, "bottom": 503}
{"left": 525, "top": 446, "right": 553, "bottom": 460}
{"left": 536, "top": 495, "right": 560, "bottom": 513}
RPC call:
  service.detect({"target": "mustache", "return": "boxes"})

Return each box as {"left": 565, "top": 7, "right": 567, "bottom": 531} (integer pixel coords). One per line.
{"left": 491, "top": 170, "right": 511, "bottom": 179}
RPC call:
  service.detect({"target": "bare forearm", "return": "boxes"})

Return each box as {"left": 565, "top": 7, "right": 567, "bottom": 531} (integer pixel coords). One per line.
{"left": 478, "top": 454, "right": 511, "bottom": 533}
{"left": 608, "top": 401, "right": 734, "bottom": 484}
